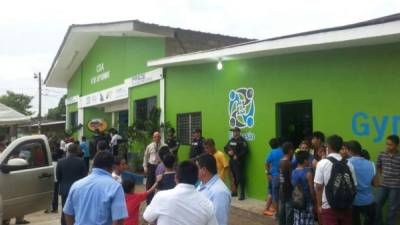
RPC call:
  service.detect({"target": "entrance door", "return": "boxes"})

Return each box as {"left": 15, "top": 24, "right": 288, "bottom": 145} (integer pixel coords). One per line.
{"left": 276, "top": 100, "right": 313, "bottom": 147}
{"left": 118, "top": 110, "right": 129, "bottom": 135}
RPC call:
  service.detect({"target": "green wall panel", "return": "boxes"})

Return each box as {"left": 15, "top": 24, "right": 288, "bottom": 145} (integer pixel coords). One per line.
{"left": 165, "top": 42, "right": 400, "bottom": 199}
{"left": 67, "top": 65, "right": 82, "bottom": 97}
{"left": 79, "top": 36, "right": 164, "bottom": 96}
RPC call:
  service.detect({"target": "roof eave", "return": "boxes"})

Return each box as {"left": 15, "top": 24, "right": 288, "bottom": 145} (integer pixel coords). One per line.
{"left": 148, "top": 17, "right": 400, "bottom": 68}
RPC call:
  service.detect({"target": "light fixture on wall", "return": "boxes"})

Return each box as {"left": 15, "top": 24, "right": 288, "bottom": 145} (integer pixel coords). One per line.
{"left": 217, "top": 59, "right": 223, "bottom": 71}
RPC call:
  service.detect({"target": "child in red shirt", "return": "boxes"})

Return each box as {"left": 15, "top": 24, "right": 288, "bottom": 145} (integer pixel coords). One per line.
{"left": 122, "top": 177, "right": 159, "bottom": 225}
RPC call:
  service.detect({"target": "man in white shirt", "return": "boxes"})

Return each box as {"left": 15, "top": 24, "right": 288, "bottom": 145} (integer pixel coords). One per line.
{"left": 109, "top": 129, "right": 122, "bottom": 156}
{"left": 314, "top": 135, "right": 357, "bottom": 225}
{"left": 143, "top": 160, "right": 218, "bottom": 225}
{"left": 143, "top": 131, "right": 166, "bottom": 204}
{"left": 112, "top": 157, "right": 128, "bottom": 183}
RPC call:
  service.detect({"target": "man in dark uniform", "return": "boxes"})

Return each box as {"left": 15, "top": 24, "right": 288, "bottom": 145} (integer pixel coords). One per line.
{"left": 224, "top": 127, "right": 248, "bottom": 200}
{"left": 167, "top": 128, "right": 180, "bottom": 160}
{"left": 189, "top": 129, "right": 204, "bottom": 160}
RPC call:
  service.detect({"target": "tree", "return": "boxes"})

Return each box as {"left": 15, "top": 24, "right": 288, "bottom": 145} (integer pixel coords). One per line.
{"left": 47, "top": 94, "right": 66, "bottom": 120}
{"left": 0, "top": 91, "right": 33, "bottom": 115}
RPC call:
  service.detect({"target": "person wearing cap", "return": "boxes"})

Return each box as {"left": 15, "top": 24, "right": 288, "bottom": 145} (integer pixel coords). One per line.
{"left": 167, "top": 128, "right": 180, "bottom": 160}
{"left": 189, "top": 128, "right": 205, "bottom": 160}
{"left": 224, "top": 127, "right": 249, "bottom": 200}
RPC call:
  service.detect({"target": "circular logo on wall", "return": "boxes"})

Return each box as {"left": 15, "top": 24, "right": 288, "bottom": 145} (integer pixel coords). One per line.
{"left": 87, "top": 118, "right": 108, "bottom": 132}
{"left": 228, "top": 87, "right": 255, "bottom": 129}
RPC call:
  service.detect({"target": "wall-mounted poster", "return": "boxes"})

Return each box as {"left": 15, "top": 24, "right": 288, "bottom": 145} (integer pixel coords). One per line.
{"left": 87, "top": 118, "right": 108, "bottom": 132}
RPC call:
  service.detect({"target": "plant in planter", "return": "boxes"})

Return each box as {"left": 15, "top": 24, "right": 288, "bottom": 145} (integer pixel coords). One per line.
{"left": 124, "top": 107, "right": 173, "bottom": 172}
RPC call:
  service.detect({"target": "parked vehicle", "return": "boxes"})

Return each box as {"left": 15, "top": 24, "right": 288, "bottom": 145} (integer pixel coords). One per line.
{"left": 0, "top": 135, "right": 53, "bottom": 224}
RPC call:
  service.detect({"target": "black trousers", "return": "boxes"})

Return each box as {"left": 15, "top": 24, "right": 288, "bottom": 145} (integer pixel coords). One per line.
{"left": 83, "top": 157, "right": 90, "bottom": 173}
{"left": 61, "top": 194, "right": 68, "bottom": 225}
{"left": 52, "top": 182, "right": 59, "bottom": 211}
{"left": 230, "top": 159, "right": 245, "bottom": 197}
{"left": 352, "top": 203, "right": 376, "bottom": 225}
{"left": 146, "top": 163, "right": 158, "bottom": 205}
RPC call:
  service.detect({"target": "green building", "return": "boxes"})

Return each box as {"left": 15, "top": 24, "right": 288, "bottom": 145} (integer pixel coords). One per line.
{"left": 45, "top": 14, "right": 400, "bottom": 199}
{"left": 44, "top": 20, "right": 251, "bottom": 138}
{"left": 148, "top": 14, "right": 400, "bottom": 199}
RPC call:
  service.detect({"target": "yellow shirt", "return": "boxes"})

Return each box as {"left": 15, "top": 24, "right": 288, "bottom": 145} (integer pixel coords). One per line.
{"left": 213, "top": 150, "right": 229, "bottom": 180}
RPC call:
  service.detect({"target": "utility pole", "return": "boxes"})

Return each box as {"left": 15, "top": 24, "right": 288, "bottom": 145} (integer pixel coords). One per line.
{"left": 34, "top": 72, "right": 42, "bottom": 134}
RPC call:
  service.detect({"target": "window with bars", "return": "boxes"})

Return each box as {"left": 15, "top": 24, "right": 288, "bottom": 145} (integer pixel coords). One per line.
{"left": 134, "top": 96, "right": 157, "bottom": 130}
{"left": 177, "top": 112, "right": 202, "bottom": 145}
{"left": 69, "top": 112, "right": 78, "bottom": 128}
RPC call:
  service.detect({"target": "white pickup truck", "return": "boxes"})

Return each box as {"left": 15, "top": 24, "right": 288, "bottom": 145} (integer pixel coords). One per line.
{"left": 0, "top": 135, "right": 54, "bottom": 224}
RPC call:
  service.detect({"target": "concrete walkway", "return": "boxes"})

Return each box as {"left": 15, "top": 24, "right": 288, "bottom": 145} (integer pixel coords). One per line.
{"left": 19, "top": 186, "right": 277, "bottom": 225}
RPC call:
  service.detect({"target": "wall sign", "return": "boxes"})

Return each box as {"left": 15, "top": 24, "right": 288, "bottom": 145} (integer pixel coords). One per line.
{"left": 65, "top": 95, "right": 79, "bottom": 105}
{"left": 125, "top": 68, "right": 163, "bottom": 88}
{"left": 229, "top": 87, "right": 255, "bottom": 128}
{"left": 228, "top": 87, "right": 256, "bottom": 141}
{"left": 87, "top": 118, "right": 108, "bottom": 132}
{"left": 80, "top": 84, "right": 128, "bottom": 108}
{"left": 90, "top": 63, "right": 110, "bottom": 85}
{"left": 352, "top": 112, "right": 400, "bottom": 143}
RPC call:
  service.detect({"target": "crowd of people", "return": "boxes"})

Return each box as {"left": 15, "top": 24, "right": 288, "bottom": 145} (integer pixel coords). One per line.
{"left": 263, "top": 131, "right": 400, "bottom": 225}
{"left": 3, "top": 126, "right": 396, "bottom": 225}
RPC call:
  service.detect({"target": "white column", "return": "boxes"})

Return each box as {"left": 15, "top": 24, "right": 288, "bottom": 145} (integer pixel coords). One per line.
{"left": 111, "top": 112, "right": 116, "bottom": 128}
{"left": 160, "top": 76, "right": 165, "bottom": 141}
{"left": 78, "top": 107, "right": 84, "bottom": 139}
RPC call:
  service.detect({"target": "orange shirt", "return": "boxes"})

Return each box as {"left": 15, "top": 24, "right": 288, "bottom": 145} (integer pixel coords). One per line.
{"left": 213, "top": 150, "right": 228, "bottom": 180}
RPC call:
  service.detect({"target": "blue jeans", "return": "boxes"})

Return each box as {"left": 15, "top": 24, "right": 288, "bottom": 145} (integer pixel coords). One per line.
{"left": 271, "top": 176, "right": 280, "bottom": 204}
{"left": 376, "top": 186, "right": 400, "bottom": 225}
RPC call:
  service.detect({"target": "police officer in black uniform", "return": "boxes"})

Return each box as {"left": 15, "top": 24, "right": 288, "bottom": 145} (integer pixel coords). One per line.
{"left": 189, "top": 128, "right": 204, "bottom": 160}
{"left": 167, "top": 128, "right": 180, "bottom": 160}
{"left": 224, "top": 127, "right": 249, "bottom": 200}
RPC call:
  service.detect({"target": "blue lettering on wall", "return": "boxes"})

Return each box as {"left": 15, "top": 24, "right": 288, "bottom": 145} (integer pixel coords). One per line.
{"left": 352, "top": 112, "right": 370, "bottom": 136}
{"left": 352, "top": 112, "right": 399, "bottom": 143}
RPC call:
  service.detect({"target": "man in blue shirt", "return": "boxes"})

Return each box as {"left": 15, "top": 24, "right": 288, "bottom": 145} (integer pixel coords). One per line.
{"left": 79, "top": 136, "right": 90, "bottom": 171}
{"left": 264, "top": 138, "right": 283, "bottom": 216}
{"left": 197, "top": 154, "right": 231, "bottom": 225}
{"left": 63, "top": 151, "right": 128, "bottom": 225}
{"left": 347, "top": 140, "right": 377, "bottom": 225}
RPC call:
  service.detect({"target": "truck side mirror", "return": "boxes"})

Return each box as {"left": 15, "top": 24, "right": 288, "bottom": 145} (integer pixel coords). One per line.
{"left": 0, "top": 158, "right": 29, "bottom": 174}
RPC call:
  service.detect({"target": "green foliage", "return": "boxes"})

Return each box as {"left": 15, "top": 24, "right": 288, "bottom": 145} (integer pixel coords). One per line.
{"left": 124, "top": 107, "right": 173, "bottom": 172}
{"left": 0, "top": 91, "right": 33, "bottom": 115}
{"left": 65, "top": 123, "right": 83, "bottom": 137}
{"left": 47, "top": 95, "right": 67, "bottom": 120}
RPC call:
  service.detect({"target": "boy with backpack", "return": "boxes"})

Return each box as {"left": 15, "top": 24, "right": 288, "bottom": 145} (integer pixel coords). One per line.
{"left": 314, "top": 135, "right": 357, "bottom": 225}
{"left": 291, "top": 151, "right": 316, "bottom": 225}
{"left": 278, "top": 142, "right": 294, "bottom": 225}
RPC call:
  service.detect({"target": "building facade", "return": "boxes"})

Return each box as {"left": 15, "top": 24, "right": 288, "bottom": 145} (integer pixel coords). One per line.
{"left": 149, "top": 13, "right": 400, "bottom": 199}
{"left": 46, "top": 14, "right": 400, "bottom": 199}
{"left": 45, "top": 20, "right": 251, "bottom": 138}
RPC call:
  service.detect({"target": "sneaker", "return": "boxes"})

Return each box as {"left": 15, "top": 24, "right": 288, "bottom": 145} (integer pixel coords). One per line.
{"left": 263, "top": 210, "right": 275, "bottom": 216}
{"left": 16, "top": 220, "right": 30, "bottom": 224}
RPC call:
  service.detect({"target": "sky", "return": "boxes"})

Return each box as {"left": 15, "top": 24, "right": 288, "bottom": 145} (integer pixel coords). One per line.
{"left": 1, "top": 0, "right": 400, "bottom": 115}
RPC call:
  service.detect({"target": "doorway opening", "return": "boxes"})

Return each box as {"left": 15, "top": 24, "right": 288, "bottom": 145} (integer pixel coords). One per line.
{"left": 118, "top": 110, "right": 129, "bottom": 135}
{"left": 276, "top": 100, "right": 313, "bottom": 147}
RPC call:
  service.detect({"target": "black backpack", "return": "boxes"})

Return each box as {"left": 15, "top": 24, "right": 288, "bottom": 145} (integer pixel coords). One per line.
{"left": 292, "top": 168, "right": 308, "bottom": 210}
{"left": 325, "top": 157, "right": 356, "bottom": 209}
{"left": 292, "top": 182, "right": 306, "bottom": 210}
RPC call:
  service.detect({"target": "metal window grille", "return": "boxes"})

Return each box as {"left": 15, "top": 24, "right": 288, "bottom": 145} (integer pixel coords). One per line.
{"left": 177, "top": 112, "right": 201, "bottom": 145}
